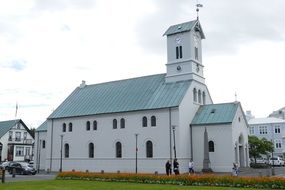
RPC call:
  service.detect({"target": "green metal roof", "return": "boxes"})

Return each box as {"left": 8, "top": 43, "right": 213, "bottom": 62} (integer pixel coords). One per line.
{"left": 48, "top": 74, "right": 191, "bottom": 119}
{"left": 36, "top": 120, "right": 47, "bottom": 132}
{"left": 191, "top": 102, "right": 239, "bottom": 126}
{"left": 163, "top": 20, "right": 205, "bottom": 39}
{"left": 0, "top": 119, "right": 20, "bottom": 138}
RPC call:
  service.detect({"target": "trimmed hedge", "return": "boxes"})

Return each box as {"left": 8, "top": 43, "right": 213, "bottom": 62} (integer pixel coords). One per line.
{"left": 57, "top": 171, "right": 285, "bottom": 189}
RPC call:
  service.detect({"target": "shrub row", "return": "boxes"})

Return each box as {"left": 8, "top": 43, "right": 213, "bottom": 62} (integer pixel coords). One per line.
{"left": 57, "top": 171, "right": 285, "bottom": 189}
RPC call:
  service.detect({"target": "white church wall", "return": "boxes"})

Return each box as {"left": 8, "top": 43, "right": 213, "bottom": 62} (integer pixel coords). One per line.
{"left": 192, "top": 124, "right": 234, "bottom": 172}
{"left": 34, "top": 131, "right": 47, "bottom": 171}
{"left": 231, "top": 105, "right": 249, "bottom": 167}
{"left": 45, "top": 108, "right": 179, "bottom": 173}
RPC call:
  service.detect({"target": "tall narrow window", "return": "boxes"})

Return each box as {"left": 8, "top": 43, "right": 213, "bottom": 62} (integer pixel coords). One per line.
{"left": 195, "top": 47, "right": 198, "bottom": 60}
{"left": 62, "top": 123, "right": 66, "bottom": 132}
{"left": 275, "top": 125, "right": 281, "bottom": 134}
{"left": 198, "top": 90, "right": 202, "bottom": 104}
{"left": 23, "top": 132, "right": 27, "bottom": 140}
{"left": 120, "top": 118, "right": 125, "bottom": 129}
{"left": 179, "top": 46, "right": 183, "bottom": 58}
{"left": 93, "top": 120, "right": 97, "bottom": 130}
{"left": 151, "top": 116, "right": 156, "bottom": 127}
{"left": 176, "top": 46, "right": 179, "bottom": 59}
{"left": 113, "top": 119, "right": 117, "bottom": 129}
{"left": 116, "top": 142, "right": 122, "bottom": 158}
{"left": 209, "top": 141, "right": 214, "bottom": 152}
{"left": 193, "top": 88, "right": 197, "bottom": 102}
{"left": 64, "top": 143, "right": 69, "bottom": 158}
{"left": 86, "top": 121, "right": 90, "bottom": 131}
{"left": 146, "top": 140, "right": 153, "bottom": 158}
{"left": 42, "top": 140, "right": 46, "bottom": 149}
{"left": 142, "top": 116, "right": 147, "bottom": 127}
{"left": 68, "top": 123, "right": 73, "bottom": 132}
{"left": 202, "top": 91, "right": 206, "bottom": 105}
{"left": 89, "top": 143, "right": 94, "bottom": 158}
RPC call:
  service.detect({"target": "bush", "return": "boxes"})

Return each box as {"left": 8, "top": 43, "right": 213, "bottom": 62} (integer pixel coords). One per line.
{"left": 57, "top": 171, "right": 285, "bottom": 189}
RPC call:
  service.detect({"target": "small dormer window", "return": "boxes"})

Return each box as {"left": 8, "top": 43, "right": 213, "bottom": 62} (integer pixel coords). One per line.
{"left": 211, "top": 109, "right": 216, "bottom": 114}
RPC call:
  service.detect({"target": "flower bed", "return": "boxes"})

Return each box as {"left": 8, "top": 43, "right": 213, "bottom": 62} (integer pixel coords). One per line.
{"left": 57, "top": 171, "right": 285, "bottom": 189}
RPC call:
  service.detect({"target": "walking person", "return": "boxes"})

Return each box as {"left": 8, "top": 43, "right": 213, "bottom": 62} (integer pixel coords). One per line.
{"left": 188, "top": 158, "right": 194, "bottom": 175}
{"left": 232, "top": 163, "right": 239, "bottom": 176}
{"left": 173, "top": 158, "right": 180, "bottom": 175}
{"left": 165, "top": 160, "right": 171, "bottom": 175}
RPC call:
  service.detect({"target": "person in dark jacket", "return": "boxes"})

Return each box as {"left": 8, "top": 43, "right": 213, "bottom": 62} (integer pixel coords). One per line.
{"left": 165, "top": 160, "right": 171, "bottom": 175}
{"left": 173, "top": 159, "right": 180, "bottom": 175}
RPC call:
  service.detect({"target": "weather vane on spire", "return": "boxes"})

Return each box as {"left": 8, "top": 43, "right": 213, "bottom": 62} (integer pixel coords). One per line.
{"left": 196, "top": 0, "right": 203, "bottom": 20}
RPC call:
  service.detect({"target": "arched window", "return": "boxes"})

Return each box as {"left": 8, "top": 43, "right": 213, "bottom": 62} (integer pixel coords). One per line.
{"left": 142, "top": 116, "right": 147, "bottom": 127}
{"left": 116, "top": 142, "right": 122, "bottom": 158}
{"left": 198, "top": 90, "right": 202, "bottom": 104}
{"left": 68, "top": 123, "right": 73, "bottom": 132}
{"left": 89, "top": 143, "right": 94, "bottom": 158}
{"left": 193, "top": 88, "right": 197, "bottom": 102}
{"left": 93, "top": 120, "right": 97, "bottom": 130}
{"left": 120, "top": 118, "right": 125, "bottom": 129}
{"left": 64, "top": 143, "right": 69, "bottom": 158}
{"left": 202, "top": 91, "right": 206, "bottom": 105}
{"left": 62, "top": 123, "right": 66, "bottom": 132}
{"left": 113, "top": 119, "right": 117, "bottom": 129}
{"left": 209, "top": 141, "right": 214, "bottom": 152}
{"left": 146, "top": 140, "right": 153, "bottom": 158}
{"left": 151, "top": 116, "right": 156, "bottom": 127}
{"left": 42, "top": 140, "right": 46, "bottom": 149}
{"left": 86, "top": 121, "right": 90, "bottom": 131}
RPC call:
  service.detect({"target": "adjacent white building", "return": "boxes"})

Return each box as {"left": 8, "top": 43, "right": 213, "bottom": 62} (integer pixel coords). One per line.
{"left": 35, "top": 19, "right": 249, "bottom": 173}
{"left": 0, "top": 119, "right": 34, "bottom": 162}
{"left": 248, "top": 117, "right": 285, "bottom": 157}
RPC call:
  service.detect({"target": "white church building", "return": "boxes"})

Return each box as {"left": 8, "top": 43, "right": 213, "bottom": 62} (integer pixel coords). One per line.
{"left": 35, "top": 19, "right": 249, "bottom": 173}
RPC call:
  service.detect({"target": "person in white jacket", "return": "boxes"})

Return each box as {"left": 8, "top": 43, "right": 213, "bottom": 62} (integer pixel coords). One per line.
{"left": 188, "top": 159, "right": 194, "bottom": 175}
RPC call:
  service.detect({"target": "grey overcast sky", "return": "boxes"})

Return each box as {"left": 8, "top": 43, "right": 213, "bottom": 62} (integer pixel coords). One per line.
{"left": 1, "top": 0, "right": 285, "bottom": 128}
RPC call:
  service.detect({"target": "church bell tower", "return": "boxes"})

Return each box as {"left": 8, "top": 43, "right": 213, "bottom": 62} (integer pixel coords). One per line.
{"left": 164, "top": 19, "right": 205, "bottom": 83}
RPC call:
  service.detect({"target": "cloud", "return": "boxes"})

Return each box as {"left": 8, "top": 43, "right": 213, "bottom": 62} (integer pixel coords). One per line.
{"left": 33, "top": 0, "right": 96, "bottom": 12}
{"left": 135, "top": 0, "right": 285, "bottom": 56}
{"left": 0, "top": 59, "right": 27, "bottom": 71}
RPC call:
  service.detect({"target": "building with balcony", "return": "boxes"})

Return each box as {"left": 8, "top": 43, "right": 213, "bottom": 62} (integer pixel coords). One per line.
{"left": 0, "top": 119, "right": 34, "bottom": 162}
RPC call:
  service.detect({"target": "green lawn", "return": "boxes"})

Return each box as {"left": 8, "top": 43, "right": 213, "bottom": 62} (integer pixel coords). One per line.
{"left": 0, "top": 180, "right": 259, "bottom": 190}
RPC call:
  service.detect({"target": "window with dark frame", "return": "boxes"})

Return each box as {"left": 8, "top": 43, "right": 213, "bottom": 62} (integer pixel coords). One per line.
{"left": 42, "top": 140, "right": 46, "bottom": 149}
{"left": 63, "top": 123, "right": 66, "bottom": 132}
{"left": 142, "top": 116, "right": 147, "bottom": 127}
{"left": 86, "top": 121, "right": 91, "bottom": 131}
{"left": 68, "top": 123, "right": 73, "bottom": 132}
{"left": 64, "top": 143, "right": 69, "bottom": 158}
{"left": 151, "top": 116, "right": 156, "bottom": 127}
{"left": 209, "top": 141, "right": 214, "bottom": 152}
{"left": 179, "top": 46, "right": 183, "bottom": 58}
{"left": 120, "top": 118, "right": 125, "bottom": 129}
{"left": 116, "top": 142, "right": 122, "bottom": 158}
{"left": 89, "top": 143, "right": 94, "bottom": 158}
{"left": 93, "top": 120, "right": 97, "bottom": 130}
{"left": 113, "top": 119, "right": 117, "bottom": 129}
{"left": 146, "top": 140, "right": 153, "bottom": 158}
{"left": 176, "top": 46, "right": 179, "bottom": 59}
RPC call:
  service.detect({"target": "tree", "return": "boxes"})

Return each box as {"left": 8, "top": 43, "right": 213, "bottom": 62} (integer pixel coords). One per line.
{"left": 248, "top": 135, "right": 274, "bottom": 163}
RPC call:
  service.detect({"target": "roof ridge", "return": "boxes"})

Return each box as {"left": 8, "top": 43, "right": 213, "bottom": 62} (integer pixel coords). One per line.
{"left": 82, "top": 73, "right": 166, "bottom": 88}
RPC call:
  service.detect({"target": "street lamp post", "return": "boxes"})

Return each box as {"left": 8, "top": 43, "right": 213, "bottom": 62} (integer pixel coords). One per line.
{"left": 172, "top": 126, "right": 177, "bottom": 159}
{"left": 135, "top": 133, "right": 139, "bottom": 174}
{"left": 60, "top": 135, "right": 64, "bottom": 172}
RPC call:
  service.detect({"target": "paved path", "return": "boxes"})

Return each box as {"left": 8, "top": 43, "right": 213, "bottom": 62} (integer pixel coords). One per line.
{"left": 4, "top": 172, "right": 56, "bottom": 183}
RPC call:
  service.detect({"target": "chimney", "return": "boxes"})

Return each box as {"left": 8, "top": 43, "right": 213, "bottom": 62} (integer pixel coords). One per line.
{"left": 79, "top": 80, "right": 86, "bottom": 88}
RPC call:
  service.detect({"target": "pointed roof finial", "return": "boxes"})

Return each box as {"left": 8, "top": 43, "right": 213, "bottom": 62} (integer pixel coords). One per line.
{"left": 196, "top": 1, "right": 203, "bottom": 20}
{"left": 235, "top": 92, "right": 238, "bottom": 102}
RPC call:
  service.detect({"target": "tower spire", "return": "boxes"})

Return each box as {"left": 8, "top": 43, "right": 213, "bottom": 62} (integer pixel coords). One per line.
{"left": 196, "top": 1, "right": 203, "bottom": 20}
